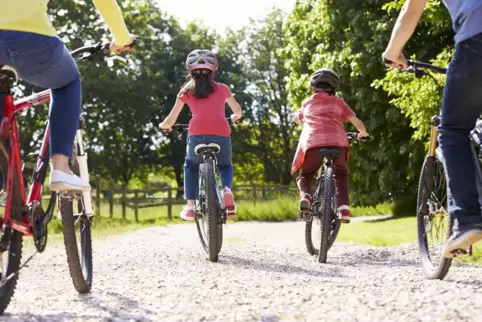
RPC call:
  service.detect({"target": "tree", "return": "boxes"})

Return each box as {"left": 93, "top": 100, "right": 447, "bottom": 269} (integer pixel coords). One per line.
{"left": 282, "top": 0, "right": 453, "bottom": 207}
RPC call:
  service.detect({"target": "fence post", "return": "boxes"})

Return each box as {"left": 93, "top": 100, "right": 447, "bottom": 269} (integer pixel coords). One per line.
{"left": 121, "top": 182, "right": 126, "bottom": 221}
{"left": 167, "top": 185, "right": 172, "bottom": 221}
{"left": 253, "top": 185, "right": 257, "bottom": 205}
{"left": 109, "top": 180, "right": 114, "bottom": 218}
{"left": 95, "top": 174, "right": 101, "bottom": 218}
{"left": 134, "top": 189, "right": 139, "bottom": 223}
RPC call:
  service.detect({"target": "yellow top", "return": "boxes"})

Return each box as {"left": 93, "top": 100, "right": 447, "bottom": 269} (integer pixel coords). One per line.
{"left": 0, "top": 0, "right": 131, "bottom": 46}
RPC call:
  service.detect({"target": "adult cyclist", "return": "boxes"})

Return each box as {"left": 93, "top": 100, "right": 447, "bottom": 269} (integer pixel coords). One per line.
{"left": 0, "top": 0, "right": 135, "bottom": 191}
{"left": 382, "top": 0, "right": 482, "bottom": 257}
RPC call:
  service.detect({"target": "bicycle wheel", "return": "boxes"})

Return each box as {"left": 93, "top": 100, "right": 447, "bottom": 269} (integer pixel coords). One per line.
{"left": 195, "top": 165, "right": 208, "bottom": 252}
{"left": 203, "top": 160, "right": 222, "bottom": 262}
{"left": 0, "top": 143, "right": 23, "bottom": 314}
{"left": 417, "top": 152, "right": 452, "bottom": 279}
{"left": 305, "top": 173, "right": 340, "bottom": 257}
{"left": 318, "top": 167, "right": 335, "bottom": 263}
{"left": 58, "top": 155, "right": 93, "bottom": 293}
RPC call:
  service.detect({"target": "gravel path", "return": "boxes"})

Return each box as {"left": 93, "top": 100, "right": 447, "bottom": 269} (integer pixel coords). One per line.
{"left": 3, "top": 221, "right": 482, "bottom": 322}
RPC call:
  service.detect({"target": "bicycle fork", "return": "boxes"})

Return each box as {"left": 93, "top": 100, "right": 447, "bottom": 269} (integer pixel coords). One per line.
{"left": 75, "top": 120, "right": 93, "bottom": 216}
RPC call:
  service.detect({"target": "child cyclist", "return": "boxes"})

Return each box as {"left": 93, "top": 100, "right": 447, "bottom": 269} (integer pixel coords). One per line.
{"left": 291, "top": 68, "right": 369, "bottom": 223}
{"left": 159, "top": 49, "right": 242, "bottom": 221}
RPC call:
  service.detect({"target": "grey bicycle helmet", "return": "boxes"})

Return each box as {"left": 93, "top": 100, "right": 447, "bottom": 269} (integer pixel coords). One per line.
{"left": 185, "top": 49, "right": 218, "bottom": 71}
{"left": 310, "top": 68, "right": 340, "bottom": 90}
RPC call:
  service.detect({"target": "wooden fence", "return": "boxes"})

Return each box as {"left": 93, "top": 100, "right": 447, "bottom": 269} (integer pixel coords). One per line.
{"left": 90, "top": 175, "right": 297, "bottom": 222}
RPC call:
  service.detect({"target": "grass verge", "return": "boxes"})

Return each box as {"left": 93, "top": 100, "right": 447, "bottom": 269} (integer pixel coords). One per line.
{"left": 337, "top": 216, "right": 482, "bottom": 265}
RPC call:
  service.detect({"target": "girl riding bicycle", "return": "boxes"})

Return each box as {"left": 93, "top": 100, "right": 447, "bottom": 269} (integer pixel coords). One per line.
{"left": 292, "top": 68, "right": 369, "bottom": 223}
{"left": 159, "top": 49, "right": 242, "bottom": 221}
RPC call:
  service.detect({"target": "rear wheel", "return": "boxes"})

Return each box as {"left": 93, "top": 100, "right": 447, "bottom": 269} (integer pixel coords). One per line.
{"left": 0, "top": 142, "right": 23, "bottom": 314}
{"left": 305, "top": 173, "right": 340, "bottom": 257}
{"left": 417, "top": 153, "right": 452, "bottom": 280}
{"left": 318, "top": 167, "right": 335, "bottom": 263}
{"left": 59, "top": 155, "right": 93, "bottom": 293}
{"left": 204, "top": 160, "right": 222, "bottom": 262}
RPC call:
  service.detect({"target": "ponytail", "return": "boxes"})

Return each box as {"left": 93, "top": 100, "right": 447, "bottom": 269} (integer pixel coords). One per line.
{"left": 182, "top": 69, "right": 215, "bottom": 99}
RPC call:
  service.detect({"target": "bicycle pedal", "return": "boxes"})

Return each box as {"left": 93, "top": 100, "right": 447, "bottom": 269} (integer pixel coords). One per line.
{"left": 58, "top": 191, "right": 82, "bottom": 200}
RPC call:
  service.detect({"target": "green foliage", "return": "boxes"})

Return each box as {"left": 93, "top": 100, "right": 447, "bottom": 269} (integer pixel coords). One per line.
{"left": 282, "top": 0, "right": 454, "bottom": 207}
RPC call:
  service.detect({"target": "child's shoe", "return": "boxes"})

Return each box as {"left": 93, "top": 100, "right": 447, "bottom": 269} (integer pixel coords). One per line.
{"left": 180, "top": 205, "right": 196, "bottom": 221}
{"left": 299, "top": 193, "right": 312, "bottom": 211}
{"left": 223, "top": 187, "right": 237, "bottom": 219}
{"left": 339, "top": 205, "right": 350, "bottom": 223}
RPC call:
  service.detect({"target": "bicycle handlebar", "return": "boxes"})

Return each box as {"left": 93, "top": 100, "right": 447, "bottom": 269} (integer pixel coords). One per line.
{"left": 161, "top": 117, "right": 243, "bottom": 135}
{"left": 70, "top": 39, "right": 137, "bottom": 63}
{"left": 346, "top": 132, "right": 372, "bottom": 143}
{"left": 383, "top": 58, "right": 447, "bottom": 79}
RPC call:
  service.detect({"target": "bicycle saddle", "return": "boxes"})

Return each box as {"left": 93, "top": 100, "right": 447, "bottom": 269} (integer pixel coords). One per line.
{"left": 194, "top": 143, "right": 221, "bottom": 155}
{"left": 0, "top": 65, "right": 19, "bottom": 83}
{"left": 319, "top": 148, "right": 340, "bottom": 160}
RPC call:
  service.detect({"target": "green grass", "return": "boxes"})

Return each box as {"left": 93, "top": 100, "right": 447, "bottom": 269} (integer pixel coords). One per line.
{"left": 337, "top": 217, "right": 417, "bottom": 246}
{"left": 337, "top": 216, "right": 482, "bottom": 265}
{"left": 234, "top": 197, "right": 393, "bottom": 222}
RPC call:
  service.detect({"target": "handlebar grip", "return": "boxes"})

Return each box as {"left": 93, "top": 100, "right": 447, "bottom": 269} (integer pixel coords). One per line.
{"left": 125, "top": 38, "right": 137, "bottom": 50}
{"left": 383, "top": 58, "right": 394, "bottom": 65}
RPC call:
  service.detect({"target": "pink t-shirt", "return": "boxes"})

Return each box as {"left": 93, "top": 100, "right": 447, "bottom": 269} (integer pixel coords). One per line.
{"left": 178, "top": 82, "right": 232, "bottom": 137}
{"left": 291, "top": 92, "right": 355, "bottom": 174}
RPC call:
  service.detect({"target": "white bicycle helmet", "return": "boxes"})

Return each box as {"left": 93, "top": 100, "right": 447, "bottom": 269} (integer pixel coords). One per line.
{"left": 185, "top": 49, "right": 218, "bottom": 71}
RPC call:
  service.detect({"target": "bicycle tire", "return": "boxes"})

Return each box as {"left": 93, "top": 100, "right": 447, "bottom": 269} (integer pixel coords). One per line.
{"left": 417, "top": 153, "right": 453, "bottom": 279}
{"left": 305, "top": 172, "right": 341, "bottom": 256}
{"left": 204, "top": 160, "right": 222, "bottom": 262}
{"left": 318, "top": 167, "right": 335, "bottom": 263}
{"left": 0, "top": 142, "right": 23, "bottom": 315}
{"left": 59, "top": 156, "right": 93, "bottom": 293}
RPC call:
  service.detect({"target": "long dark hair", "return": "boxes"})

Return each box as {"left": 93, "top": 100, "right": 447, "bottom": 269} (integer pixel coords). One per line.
{"left": 182, "top": 69, "right": 215, "bottom": 99}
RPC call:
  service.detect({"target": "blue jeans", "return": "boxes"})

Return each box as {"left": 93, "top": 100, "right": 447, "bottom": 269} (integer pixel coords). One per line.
{"left": 0, "top": 31, "right": 81, "bottom": 158}
{"left": 439, "top": 32, "right": 482, "bottom": 231}
{"left": 184, "top": 135, "right": 233, "bottom": 200}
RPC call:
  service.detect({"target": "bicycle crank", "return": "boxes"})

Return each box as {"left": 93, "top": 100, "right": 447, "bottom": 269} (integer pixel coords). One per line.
{"left": 28, "top": 201, "right": 48, "bottom": 252}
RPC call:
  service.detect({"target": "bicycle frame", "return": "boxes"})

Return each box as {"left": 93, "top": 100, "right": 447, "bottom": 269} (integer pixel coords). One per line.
{"left": 197, "top": 155, "right": 224, "bottom": 212}
{"left": 0, "top": 89, "right": 52, "bottom": 236}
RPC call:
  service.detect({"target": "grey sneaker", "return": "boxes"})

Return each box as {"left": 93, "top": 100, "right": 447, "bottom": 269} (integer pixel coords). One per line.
{"left": 442, "top": 227, "right": 482, "bottom": 258}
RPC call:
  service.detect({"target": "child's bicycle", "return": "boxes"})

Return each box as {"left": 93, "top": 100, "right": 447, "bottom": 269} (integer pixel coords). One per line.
{"left": 301, "top": 133, "right": 370, "bottom": 263}
{"left": 0, "top": 41, "right": 133, "bottom": 313}
{"left": 162, "top": 117, "right": 240, "bottom": 262}
{"left": 386, "top": 58, "right": 478, "bottom": 279}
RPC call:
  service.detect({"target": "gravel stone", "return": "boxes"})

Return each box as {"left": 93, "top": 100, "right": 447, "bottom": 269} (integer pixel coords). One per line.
{"left": 2, "top": 221, "right": 482, "bottom": 321}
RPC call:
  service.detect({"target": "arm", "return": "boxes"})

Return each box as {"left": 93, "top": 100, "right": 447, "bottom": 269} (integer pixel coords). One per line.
{"left": 92, "top": 0, "right": 134, "bottom": 50}
{"left": 382, "top": 0, "right": 428, "bottom": 69}
{"left": 159, "top": 98, "right": 184, "bottom": 131}
{"left": 226, "top": 96, "right": 243, "bottom": 122}
{"left": 294, "top": 108, "right": 304, "bottom": 126}
{"left": 349, "top": 116, "right": 369, "bottom": 138}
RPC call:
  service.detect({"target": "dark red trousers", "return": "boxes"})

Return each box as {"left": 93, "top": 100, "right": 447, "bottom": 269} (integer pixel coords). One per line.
{"left": 296, "top": 146, "right": 350, "bottom": 207}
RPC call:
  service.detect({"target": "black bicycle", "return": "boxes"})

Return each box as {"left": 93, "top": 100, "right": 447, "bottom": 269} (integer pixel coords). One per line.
{"left": 162, "top": 117, "right": 240, "bottom": 262}
{"left": 302, "top": 133, "right": 370, "bottom": 263}
{"left": 387, "top": 58, "right": 478, "bottom": 279}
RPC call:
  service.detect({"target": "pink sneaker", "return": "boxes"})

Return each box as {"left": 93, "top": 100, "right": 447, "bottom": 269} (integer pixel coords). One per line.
{"left": 223, "top": 187, "right": 237, "bottom": 217}
{"left": 180, "top": 205, "right": 195, "bottom": 221}
{"left": 339, "top": 205, "right": 350, "bottom": 223}
{"left": 299, "top": 193, "right": 312, "bottom": 210}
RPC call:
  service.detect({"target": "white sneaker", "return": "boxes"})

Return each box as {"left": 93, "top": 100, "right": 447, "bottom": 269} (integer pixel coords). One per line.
{"left": 49, "top": 170, "right": 91, "bottom": 192}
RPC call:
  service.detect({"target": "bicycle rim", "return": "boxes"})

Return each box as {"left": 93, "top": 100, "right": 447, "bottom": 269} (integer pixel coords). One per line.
{"left": 417, "top": 154, "right": 452, "bottom": 279}
{"left": 204, "top": 160, "right": 221, "bottom": 262}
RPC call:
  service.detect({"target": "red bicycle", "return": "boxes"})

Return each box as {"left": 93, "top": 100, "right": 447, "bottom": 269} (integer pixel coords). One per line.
{"left": 0, "top": 43, "right": 115, "bottom": 314}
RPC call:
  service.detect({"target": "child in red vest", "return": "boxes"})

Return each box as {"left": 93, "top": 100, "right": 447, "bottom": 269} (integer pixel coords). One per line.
{"left": 291, "top": 68, "right": 369, "bottom": 223}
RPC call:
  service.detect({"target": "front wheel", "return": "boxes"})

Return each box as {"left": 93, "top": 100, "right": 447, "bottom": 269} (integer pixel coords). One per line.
{"left": 59, "top": 156, "right": 93, "bottom": 293}
{"left": 417, "top": 153, "right": 452, "bottom": 280}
